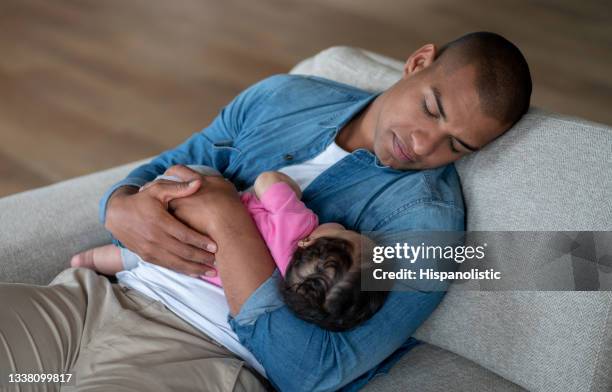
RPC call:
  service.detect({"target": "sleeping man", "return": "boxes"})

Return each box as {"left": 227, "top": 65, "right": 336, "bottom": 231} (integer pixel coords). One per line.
{"left": 0, "top": 31, "right": 531, "bottom": 391}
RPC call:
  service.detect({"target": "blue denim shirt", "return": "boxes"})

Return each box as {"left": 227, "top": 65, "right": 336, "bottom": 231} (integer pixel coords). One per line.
{"left": 100, "top": 75, "right": 465, "bottom": 391}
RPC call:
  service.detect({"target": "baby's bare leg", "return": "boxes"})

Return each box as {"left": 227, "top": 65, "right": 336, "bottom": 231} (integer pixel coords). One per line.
{"left": 71, "top": 244, "right": 123, "bottom": 275}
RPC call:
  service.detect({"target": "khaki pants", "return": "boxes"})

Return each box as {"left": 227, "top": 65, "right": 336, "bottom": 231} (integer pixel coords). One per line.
{"left": 0, "top": 268, "right": 268, "bottom": 392}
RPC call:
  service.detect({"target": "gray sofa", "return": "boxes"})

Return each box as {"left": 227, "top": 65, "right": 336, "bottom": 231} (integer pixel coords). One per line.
{"left": 1, "top": 47, "right": 611, "bottom": 392}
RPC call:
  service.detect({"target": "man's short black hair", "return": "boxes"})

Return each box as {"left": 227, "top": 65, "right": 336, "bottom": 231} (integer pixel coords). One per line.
{"left": 435, "top": 31, "right": 532, "bottom": 127}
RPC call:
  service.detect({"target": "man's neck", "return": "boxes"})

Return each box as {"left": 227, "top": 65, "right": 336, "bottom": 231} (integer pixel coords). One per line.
{"left": 335, "top": 96, "right": 378, "bottom": 152}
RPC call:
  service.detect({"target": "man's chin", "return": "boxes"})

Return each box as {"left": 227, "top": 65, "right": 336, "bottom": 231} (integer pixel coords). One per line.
{"left": 377, "top": 151, "right": 423, "bottom": 170}
{"left": 388, "top": 160, "right": 422, "bottom": 171}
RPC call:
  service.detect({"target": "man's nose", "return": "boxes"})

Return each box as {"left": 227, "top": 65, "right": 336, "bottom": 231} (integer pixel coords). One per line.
{"left": 411, "top": 130, "right": 441, "bottom": 156}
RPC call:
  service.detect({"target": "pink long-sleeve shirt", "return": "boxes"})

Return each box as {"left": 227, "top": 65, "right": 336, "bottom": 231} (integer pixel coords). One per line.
{"left": 201, "top": 182, "right": 319, "bottom": 286}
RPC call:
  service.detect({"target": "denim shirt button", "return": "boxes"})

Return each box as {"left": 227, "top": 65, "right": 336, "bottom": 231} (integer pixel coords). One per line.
{"left": 283, "top": 154, "right": 294, "bottom": 161}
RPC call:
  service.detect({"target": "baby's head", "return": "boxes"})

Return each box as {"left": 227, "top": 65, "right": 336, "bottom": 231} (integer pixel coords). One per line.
{"left": 280, "top": 223, "right": 388, "bottom": 331}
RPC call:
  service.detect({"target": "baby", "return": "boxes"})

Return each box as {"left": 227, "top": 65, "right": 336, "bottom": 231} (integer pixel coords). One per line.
{"left": 72, "top": 166, "right": 387, "bottom": 331}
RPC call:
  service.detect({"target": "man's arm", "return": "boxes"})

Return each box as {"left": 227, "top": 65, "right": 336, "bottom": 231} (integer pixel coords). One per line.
{"left": 168, "top": 167, "right": 465, "bottom": 391}
{"left": 169, "top": 175, "right": 276, "bottom": 313}
{"left": 227, "top": 202, "right": 464, "bottom": 392}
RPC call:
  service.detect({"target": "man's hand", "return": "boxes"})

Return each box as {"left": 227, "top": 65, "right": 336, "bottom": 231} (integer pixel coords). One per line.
{"left": 168, "top": 173, "right": 276, "bottom": 314}
{"left": 104, "top": 177, "right": 217, "bottom": 276}
{"left": 169, "top": 173, "right": 240, "bottom": 233}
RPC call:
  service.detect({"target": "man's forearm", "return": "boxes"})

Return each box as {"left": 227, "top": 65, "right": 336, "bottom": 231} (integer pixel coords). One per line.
{"left": 171, "top": 181, "right": 276, "bottom": 314}
{"left": 211, "top": 199, "right": 275, "bottom": 315}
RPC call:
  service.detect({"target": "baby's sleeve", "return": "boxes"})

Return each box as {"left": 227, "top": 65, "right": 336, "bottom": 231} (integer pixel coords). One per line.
{"left": 258, "top": 182, "right": 304, "bottom": 213}
{"left": 258, "top": 182, "right": 318, "bottom": 276}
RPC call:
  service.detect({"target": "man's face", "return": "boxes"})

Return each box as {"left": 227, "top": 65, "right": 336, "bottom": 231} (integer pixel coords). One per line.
{"left": 372, "top": 51, "right": 508, "bottom": 170}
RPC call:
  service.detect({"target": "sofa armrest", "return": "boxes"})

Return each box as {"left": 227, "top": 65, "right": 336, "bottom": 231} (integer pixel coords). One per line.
{"left": 0, "top": 160, "right": 147, "bottom": 284}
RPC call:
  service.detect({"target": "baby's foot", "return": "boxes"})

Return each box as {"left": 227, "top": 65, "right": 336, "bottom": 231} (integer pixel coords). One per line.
{"left": 71, "top": 245, "right": 123, "bottom": 275}
{"left": 71, "top": 249, "right": 96, "bottom": 269}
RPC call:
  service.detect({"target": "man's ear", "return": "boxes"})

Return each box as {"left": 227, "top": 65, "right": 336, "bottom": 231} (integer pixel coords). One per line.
{"left": 403, "top": 44, "right": 437, "bottom": 78}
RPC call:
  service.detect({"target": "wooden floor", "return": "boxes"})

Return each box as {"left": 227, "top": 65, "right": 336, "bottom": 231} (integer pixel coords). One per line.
{"left": 0, "top": 0, "right": 610, "bottom": 197}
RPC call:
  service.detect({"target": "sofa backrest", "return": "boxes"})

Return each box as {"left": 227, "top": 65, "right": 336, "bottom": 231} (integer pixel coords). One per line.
{"left": 291, "top": 46, "right": 612, "bottom": 392}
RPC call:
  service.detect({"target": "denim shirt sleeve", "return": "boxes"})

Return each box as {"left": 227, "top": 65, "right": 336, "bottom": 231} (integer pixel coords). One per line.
{"left": 229, "top": 201, "right": 464, "bottom": 392}
{"left": 98, "top": 75, "right": 288, "bottom": 225}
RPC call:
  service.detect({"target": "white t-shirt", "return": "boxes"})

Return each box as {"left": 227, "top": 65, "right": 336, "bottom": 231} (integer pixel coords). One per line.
{"left": 117, "top": 142, "right": 350, "bottom": 377}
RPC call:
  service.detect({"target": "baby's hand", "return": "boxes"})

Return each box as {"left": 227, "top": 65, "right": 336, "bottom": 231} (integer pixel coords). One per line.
{"left": 297, "top": 238, "right": 310, "bottom": 248}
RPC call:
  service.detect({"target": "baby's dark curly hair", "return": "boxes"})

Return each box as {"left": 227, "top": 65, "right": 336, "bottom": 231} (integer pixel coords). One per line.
{"left": 280, "top": 236, "right": 389, "bottom": 331}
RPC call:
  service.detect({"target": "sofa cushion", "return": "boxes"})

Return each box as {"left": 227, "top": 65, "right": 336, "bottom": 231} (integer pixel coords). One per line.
{"left": 291, "top": 46, "right": 612, "bottom": 392}
{"left": 455, "top": 110, "right": 612, "bottom": 231}
{"left": 415, "top": 112, "right": 612, "bottom": 391}
{"left": 0, "top": 160, "right": 146, "bottom": 284}
{"left": 291, "top": 46, "right": 401, "bottom": 92}
{"left": 362, "top": 343, "right": 526, "bottom": 392}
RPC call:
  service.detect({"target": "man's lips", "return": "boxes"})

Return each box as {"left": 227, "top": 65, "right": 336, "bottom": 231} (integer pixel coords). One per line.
{"left": 392, "top": 133, "right": 415, "bottom": 163}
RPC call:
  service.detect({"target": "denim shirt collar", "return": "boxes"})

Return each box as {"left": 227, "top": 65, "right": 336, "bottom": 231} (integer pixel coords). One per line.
{"left": 317, "top": 92, "right": 380, "bottom": 130}
{"left": 316, "top": 92, "right": 403, "bottom": 172}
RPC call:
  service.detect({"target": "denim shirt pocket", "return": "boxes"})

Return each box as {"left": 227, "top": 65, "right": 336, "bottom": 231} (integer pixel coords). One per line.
{"left": 211, "top": 139, "right": 242, "bottom": 174}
